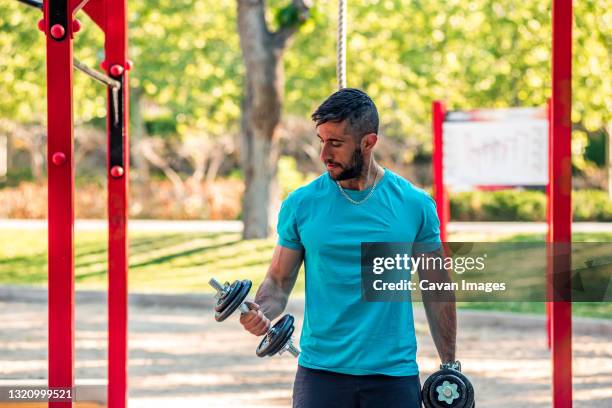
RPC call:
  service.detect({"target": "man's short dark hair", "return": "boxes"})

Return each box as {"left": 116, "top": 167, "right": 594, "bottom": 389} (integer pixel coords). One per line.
{"left": 311, "top": 88, "right": 379, "bottom": 140}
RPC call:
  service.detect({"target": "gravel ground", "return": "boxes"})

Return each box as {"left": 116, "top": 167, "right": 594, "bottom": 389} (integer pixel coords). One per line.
{"left": 1, "top": 287, "right": 611, "bottom": 407}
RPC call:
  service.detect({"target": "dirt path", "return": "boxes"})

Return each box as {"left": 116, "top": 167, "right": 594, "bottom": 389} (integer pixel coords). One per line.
{"left": 1, "top": 287, "right": 611, "bottom": 407}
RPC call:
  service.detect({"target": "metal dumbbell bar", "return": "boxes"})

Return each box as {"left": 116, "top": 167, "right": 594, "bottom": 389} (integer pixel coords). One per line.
{"left": 209, "top": 277, "right": 300, "bottom": 358}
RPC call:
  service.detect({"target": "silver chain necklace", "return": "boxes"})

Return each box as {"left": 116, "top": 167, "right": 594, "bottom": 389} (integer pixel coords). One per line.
{"left": 335, "top": 166, "right": 380, "bottom": 205}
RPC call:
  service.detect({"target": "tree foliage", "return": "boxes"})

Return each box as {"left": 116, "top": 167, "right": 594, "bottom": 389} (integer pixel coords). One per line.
{"left": 1, "top": 0, "right": 609, "bottom": 156}
{"left": 284, "top": 0, "right": 609, "bottom": 150}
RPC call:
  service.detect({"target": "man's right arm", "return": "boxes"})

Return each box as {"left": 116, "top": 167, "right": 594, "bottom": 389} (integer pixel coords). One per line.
{"left": 240, "top": 244, "right": 304, "bottom": 335}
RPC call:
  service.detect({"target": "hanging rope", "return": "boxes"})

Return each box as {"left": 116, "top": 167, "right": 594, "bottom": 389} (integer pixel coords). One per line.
{"left": 337, "top": 0, "right": 347, "bottom": 89}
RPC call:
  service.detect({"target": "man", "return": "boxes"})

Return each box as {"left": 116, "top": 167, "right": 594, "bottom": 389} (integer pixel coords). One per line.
{"left": 240, "top": 88, "right": 457, "bottom": 408}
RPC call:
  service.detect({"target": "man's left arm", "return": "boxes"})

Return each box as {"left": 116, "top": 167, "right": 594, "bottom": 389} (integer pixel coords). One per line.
{"left": 417, "top": 250, "right": 457, "bottom": 364}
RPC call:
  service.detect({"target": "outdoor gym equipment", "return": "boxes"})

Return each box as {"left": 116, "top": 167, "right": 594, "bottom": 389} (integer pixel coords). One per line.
{"left": 421, "top": 364, "right": 475, "bottom": 408}
{"left": 209, "top": 278, "right": 301, "bottom": 357}
{"left": 15, "top": 0, "right": 131, "bottom": 406}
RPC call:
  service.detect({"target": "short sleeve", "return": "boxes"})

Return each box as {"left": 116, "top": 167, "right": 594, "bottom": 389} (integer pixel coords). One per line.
{"left": 414, "top": 194, "right": 442, "bottom": 253}
{"left": 276, "top": 194, "right": 304, "bottom": 251}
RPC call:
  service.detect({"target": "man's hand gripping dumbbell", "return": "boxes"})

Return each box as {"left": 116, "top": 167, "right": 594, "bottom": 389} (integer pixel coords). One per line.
{"left": 209, "top": 277, "right": 300, "bottom": 357}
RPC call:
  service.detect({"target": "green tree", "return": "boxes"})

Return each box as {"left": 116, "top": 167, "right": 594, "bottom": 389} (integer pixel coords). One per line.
{"left": 284, "top": 0, "right": 609, "bottom": 149}
{"left": 237, "top": 0, "right": 312, "bottom": 239}
{"left": 2, "top": 0, "right": 609, "bottom": 215}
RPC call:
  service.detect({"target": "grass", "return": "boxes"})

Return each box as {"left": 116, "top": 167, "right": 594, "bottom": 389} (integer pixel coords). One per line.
{"left": 0, "top": 229, "right": 279, "bottom": 293}
{"left": 0, "top": 228, "right": 610, "bottom": 318}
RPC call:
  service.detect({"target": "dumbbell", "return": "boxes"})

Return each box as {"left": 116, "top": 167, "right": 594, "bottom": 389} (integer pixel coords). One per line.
{"left": 209, "top": 277, "right": 252, "bottom": 321}
{"left": 421, "top": 363, "right": 475, "bottom": 408}
{"left": 208, "top": 277, "right": 300, "bottom": 358}
{"left": 256, "top": 314, "right": 300, "bottom": 357}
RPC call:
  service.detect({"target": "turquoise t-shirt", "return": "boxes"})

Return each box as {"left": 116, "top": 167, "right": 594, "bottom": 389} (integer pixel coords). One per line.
{"left": 277, "top": 169, "right": 441, "bottom": 376}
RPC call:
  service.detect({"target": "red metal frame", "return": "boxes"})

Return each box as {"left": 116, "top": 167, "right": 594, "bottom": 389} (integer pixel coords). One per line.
{"left": 432, "top": 101, "right": 449, "bottom": 242}
{"left": 546, "top": 98, "right": 553, "bottom": 351}
{"left": 44, "top": 1, "right": 129, "bottom": 407}
{"left": 550, "top": 1, "right": 573, "bottom": 406}
{"left": 45, "top": 0, "right": 76, "bottom": 405}
{"left": 102, "top": 0, "right": 130, "bottom": 406}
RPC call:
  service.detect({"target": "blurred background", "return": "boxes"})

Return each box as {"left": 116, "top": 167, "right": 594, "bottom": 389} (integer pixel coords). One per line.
{"left": 1, "top": 2, "right": 611, "bottom": 406}
{"left": 0, "top": 0, "right": 609, "bottom": 223}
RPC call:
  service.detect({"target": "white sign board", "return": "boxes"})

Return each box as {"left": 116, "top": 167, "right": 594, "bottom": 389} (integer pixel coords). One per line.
{"left": 443, "top": 108, "right": 548, "bottom": 189}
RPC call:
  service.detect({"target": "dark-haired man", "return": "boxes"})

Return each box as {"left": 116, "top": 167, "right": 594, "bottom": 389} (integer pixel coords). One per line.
{"left": 240, "top": 88, "right": 457, "bottom": 408}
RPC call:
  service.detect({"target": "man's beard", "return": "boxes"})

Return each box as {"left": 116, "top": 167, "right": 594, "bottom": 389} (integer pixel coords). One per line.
{"left": 329, "top": 148, "right": 364, "bottom": 181}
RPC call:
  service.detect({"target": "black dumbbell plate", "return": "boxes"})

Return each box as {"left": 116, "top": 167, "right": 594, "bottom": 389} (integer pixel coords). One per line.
{"left": 256, "top": 314, "right": 295, "bottom": 357}
{"left": 214, "top": 280, "right": 251, "bottom": 322}
{"left": 422, "top": 369, "right": 474, "bottom": 408}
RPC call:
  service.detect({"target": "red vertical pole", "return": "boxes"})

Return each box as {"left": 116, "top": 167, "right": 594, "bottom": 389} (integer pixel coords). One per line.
{"left": 105, "top": 1, "right": 130, "bottom": 407}
{"left": 546, "top": 98, "right": 553, "bottom": 351}
{"left": 44, "top": 0, "right": 75, "bottom": 406}
{"left": 551, "top": 1, "right": 573, "bottom": 407}
{"left": 433, "top": 101, "right": 449, "bottom": 242}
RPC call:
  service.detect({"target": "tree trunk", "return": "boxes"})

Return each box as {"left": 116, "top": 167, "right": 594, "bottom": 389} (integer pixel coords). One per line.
{"left": 241, "top": 105, "right": 280, "bottom": 238}
{"left": 237, "top": 0, "right": 310, "bottom": 239}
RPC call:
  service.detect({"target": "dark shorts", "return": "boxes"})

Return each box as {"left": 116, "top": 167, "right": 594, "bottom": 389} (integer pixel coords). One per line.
{"left": 292, "top": 365, "right": 422, "bottom": 408}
